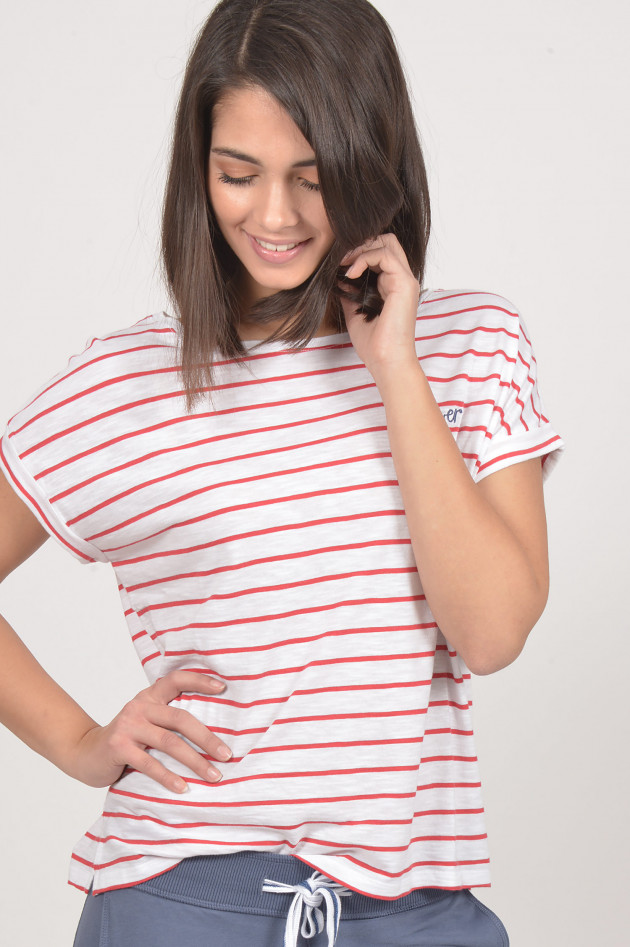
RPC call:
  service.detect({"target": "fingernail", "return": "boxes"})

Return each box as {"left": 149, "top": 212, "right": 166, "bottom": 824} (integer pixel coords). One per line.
{"left": 208, "top": 767, "right": 223, "bottom": 782}
{"left": 216, "top": 746, "right": 232, "bottom": 762}
{"left": 174, "top": 778, "right": 189, "bottom": 793}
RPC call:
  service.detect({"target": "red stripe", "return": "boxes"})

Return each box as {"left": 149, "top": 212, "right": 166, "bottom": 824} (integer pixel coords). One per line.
{"left": 85, "top": 829, "right": 486, "bottom": 852}
{"left": 18, "top": 368, "right": 375, "bottom": 456}
{"left": 0, "top": 441, "right": 94, "bottom": 562}
{"left": 414, "top": 755, "right": 477, "bottom": 764}
{"left": 108, "top": 786, "right": 418, "bottom": 808}
{"left": 336, "top": 851, "right": 490, "bottom": 878}
{"left": 433, "top": 671, "right": 464, "bottom": 684}
{"left": 89, "top": 463, "right": 388, "bottom": 549}
{"left": 37, "top": 394, "right": 381, "bottom": 483}
{"left": 71, "top": 851, "right": 143, "bottom": 870}
{"left": 274, "top": 708, "right": 428, "bottom": 726}
{"left": 112, "top": 508, "right": 407, "bottom": 568}
{"left": 19, "top": 387, "right": 188, "bottom": 456}
{"left": 100, "top": 813, "right": 417, "bottom": 831}
{"left": 477, "top": 433, "right": 561, "bottom": 474}
{"left": 138, "top": 566, "right": 418, "bottom": 617}
{"left": 100, "top": 807, "right": 483, "bottom": 832}
{"left": 417, "top": 324, "right": 518, "bottom": 345}
{"left": 305, "top": 832, "right": 487, "bottom": 851}
{"left": 141, "top": 651, "right": 162, "bottom": 667}
{"left": 27, "top": 357, "right": 508, "bottom": 470}
{"left": 13, "top": 364, "right": 181, "bottom": 438}
{"left": 425, "top": 370, "right": 504, "bottom": 388}
{"left": 158, "top": 605, "right": 429, "bottom": 641}
{"left": 418, "top": 302, "right": 518, "bottom": 324}
{"left": 176, "top": 677, "right": 433, "bottom": 711}
{"left": 236, "top": 735, "right": 426, "bottom": 759}
{"left": 128, "top": 537, "right": 411, "bottom": 593}
{"left": 161, "top": 623, "right": 433, "bottom": 658}
{"left": 68, "top": 880, "right": 89, "bottom": 894}
{"left": 170, "top": 704, "right": 430, "bottom": 736}
{"left": 425, "top": 728, "right": 473, "bottom": 737}
{"left": 87, "top": 458, "right": 396, "bottom": 542}
{"left": 441, "top": 397, "right": 495, "bottom": 411}
{"left": 152, "top": 764, "right": 421, "bottom": 789}
{"left": 66, "top": 424, "right": 389, "bottom": 521}
{"left": 23, "top": 339, "right": 175, "bottom": 408}
{"left": 88, "top": 832, "right": 282, "bottom": 848}
{"left": 428, "top": 700, "right": 471, "bottom": 711}
{"left": 161, "top": 651, "right": 435, "bottom": 683}
{"left": 5, "top": 324, "right": 174, "bottom": 422}
{"left": 420, "top": 346, "right": 516, "bottom": 365}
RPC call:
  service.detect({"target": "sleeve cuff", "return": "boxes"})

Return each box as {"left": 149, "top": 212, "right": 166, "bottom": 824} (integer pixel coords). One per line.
{"left": 475, "top": 424, "right": 564, "bottom": 484}
{"left": 0, "top": 434, "right": 108, "bottom": 564}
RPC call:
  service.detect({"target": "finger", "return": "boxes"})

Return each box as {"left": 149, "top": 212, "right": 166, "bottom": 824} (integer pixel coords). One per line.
{"left": 341, "top": 237, "right": 386, "bottom": 266}
{"left": 150, "top": 704, "right": 232, "bottom": 763}
{"left": 345, "top": 246, "right": 400, "bottom": 279}
{"left": 341, "top": 234, "right": 405, "bottom": 266}
{"left": 152, "top": 670, "right": 226, "bottom": 704}
{"left": 124, "top": 744, "right": 193, "bottom": 794}
{"left": 139, "top": 721, "right": 226, "bottom": 785}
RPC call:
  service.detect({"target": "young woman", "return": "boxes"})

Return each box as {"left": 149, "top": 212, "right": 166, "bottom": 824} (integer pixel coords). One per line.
{"left": 0, "top": 0, "right": 563, "bottom": 944}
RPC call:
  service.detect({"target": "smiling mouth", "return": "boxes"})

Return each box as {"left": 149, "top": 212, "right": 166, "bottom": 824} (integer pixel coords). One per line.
{"left": 254, "top": 237, "right": 304, "bottom": 252}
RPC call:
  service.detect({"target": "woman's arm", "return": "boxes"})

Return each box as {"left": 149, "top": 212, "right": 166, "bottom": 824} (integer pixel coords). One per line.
{"left": 376, "top": 364, "right": 548, "bottom": 674}
{"left": 341, "top": 236, "right": 550, "bottom": 674}
{"left": 0, "top": 470, "right": 232, "bottom": 790}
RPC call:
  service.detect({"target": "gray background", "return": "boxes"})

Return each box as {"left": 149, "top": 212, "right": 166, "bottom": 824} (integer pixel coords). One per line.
{"left": 0, "top": 0, "right": 628, "bottom": 943}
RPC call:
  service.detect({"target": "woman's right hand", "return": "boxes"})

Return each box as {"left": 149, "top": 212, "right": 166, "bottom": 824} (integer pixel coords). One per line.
{"left": 70, "top": 670, "right": 232, "bottom": 793}
{"left": 1, "top": 476, "right": 232, "bottom": 796}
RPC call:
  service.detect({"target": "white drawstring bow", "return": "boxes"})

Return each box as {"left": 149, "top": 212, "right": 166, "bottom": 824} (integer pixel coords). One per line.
{"left": 262, "top": 871, "right": 352, "bottom": 947}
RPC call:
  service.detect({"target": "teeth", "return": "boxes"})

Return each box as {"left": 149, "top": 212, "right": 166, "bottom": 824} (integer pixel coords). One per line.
{"left": 255, "top": 238, "right": 300, "bottom": 252}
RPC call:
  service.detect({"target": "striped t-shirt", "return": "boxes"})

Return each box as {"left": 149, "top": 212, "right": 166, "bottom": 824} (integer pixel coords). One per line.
{"left": 0, "top": 289, "right": 563, "bottom": 897}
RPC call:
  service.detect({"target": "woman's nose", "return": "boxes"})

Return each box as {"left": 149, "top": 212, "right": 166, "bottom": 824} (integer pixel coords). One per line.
{"left": 255, "top": 181, "right": 300, "bottom": 232}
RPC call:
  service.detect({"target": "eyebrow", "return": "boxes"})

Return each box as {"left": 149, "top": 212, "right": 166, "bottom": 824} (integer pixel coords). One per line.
{"left": 210, "top": 147, "right": 317, "bottom": 168}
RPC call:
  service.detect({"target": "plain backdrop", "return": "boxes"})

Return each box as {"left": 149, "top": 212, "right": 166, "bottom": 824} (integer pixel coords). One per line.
{"left": 1, "top": 1, "right": 628, "bottom": 944}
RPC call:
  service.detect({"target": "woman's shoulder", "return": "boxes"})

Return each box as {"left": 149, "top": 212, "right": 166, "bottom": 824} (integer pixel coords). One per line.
{"left": 41, "top": 309, "right": 178, "bottom": 386}
{"left": 70, "top": 311, "right": 180, "bottom": 366}
{"left": 417, "top": 288, "right": 526, "bottom": 353}
{"left": 3, "top": 312, "right": 180, "bottom": 435}
{"left": 419, "top": 288, "right": 521, "bottom": 322}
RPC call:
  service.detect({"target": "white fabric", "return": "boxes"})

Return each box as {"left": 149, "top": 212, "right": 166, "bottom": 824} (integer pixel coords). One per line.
{"left": 0, "top": 289, "right": 563, "bottom": 897}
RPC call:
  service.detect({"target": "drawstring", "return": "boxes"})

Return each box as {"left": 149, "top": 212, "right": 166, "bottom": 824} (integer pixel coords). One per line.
{"left": 262, "top": 871, "right": 352, "bottom": 947}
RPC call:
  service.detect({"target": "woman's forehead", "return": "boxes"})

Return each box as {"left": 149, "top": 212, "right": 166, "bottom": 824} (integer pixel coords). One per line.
{"left": 211, "top": 86, "right": 315, "bottom": 163}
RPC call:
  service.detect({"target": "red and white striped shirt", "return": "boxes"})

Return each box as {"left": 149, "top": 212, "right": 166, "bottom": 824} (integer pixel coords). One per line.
{"left": 0, "top": 289, "right": 563, "bottom": 897}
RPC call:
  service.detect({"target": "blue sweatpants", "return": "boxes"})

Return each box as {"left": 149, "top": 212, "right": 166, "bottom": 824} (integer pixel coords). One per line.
{"left": 73, "top": 851, "right": 509, "bottom": 946}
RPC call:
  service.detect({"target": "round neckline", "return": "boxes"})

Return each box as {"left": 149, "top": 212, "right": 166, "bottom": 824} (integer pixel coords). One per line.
{"left": 239, "top": 329, "right": 351, "bottom": 350}
{"left": 159, "top": 312, "right": 351, "bottom": 350}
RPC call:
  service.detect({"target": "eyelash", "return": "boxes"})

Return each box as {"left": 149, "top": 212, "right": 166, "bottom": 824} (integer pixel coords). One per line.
{"left": 217, "top": 172, "right": 321, "bottom": 193}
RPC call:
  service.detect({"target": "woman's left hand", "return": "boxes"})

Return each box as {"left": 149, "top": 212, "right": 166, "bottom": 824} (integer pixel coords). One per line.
{"left": 340, "top": 233, "right": 421, "bottom": 384}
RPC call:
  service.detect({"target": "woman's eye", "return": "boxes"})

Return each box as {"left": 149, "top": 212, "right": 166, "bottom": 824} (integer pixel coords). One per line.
{"left": 217, "top": 171, "right": 320, "bottom": 192}
{"left": 218, "top": 172, "right": 255, "bottom": 187}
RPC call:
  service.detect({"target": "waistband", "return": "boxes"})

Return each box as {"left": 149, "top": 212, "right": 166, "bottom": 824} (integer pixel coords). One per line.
{"left": 136, "top": 852, "right": 448, "bottom": 919}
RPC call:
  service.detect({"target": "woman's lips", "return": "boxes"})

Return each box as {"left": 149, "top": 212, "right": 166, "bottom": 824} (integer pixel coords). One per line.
{"left": 246, "top": 232, "right": 311, "bottom": 263}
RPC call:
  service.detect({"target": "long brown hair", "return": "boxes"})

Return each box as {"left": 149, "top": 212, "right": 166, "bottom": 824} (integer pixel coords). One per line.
{"left": 161, "top": 0, "right": 431, "bottom": 405}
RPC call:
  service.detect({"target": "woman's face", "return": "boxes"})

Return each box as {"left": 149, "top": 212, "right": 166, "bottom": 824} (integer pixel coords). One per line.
{"left": 207, "top": 85, "right": 336, "bottom": 310}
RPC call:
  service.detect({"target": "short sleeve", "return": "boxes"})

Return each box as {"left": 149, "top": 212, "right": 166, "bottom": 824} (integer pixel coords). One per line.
{"left": 0, "top": 311, "right": 179, "bottom": 566}
{"left": 474, "top": 306, "right": 563, "bottom": 483}
{"left": 1, "top": 373, "right": 109, "bottom": 564}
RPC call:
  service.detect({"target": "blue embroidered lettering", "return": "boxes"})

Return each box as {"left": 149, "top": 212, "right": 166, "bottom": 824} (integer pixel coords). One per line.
{"left": 442, "top": 407, "right": 463, "bottom": 425}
